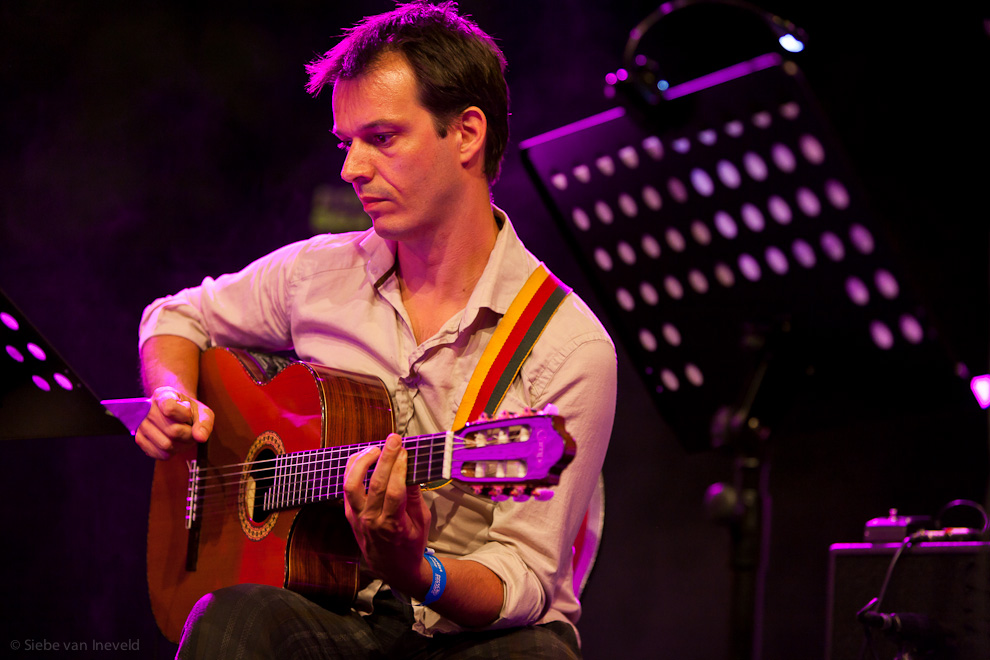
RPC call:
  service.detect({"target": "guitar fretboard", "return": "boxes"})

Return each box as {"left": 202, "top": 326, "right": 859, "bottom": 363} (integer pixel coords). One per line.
{"left": 261, "top": 434, "right": 450, "bottom": 511}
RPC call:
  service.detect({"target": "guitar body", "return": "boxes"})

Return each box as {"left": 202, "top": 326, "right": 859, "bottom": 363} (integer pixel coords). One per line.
{"left": 146, "top": 347, "right": 394, "bottom": 643}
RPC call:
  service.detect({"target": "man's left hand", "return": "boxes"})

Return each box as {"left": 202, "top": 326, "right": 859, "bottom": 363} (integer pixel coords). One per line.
{"left": 343, "top": 433, "right": 432, "bottom": 598}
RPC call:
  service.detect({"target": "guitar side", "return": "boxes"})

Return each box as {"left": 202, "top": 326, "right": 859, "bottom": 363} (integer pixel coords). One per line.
{"left": 146, "top": 348, "right": 394, "bottom": 643}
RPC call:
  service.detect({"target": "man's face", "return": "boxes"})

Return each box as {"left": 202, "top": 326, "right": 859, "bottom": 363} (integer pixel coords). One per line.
{"left": 332, "top": 53, "right": 463, "bottom": 243}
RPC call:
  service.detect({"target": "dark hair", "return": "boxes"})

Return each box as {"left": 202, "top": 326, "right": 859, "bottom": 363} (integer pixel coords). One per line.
{"left": 306, "top": 1, "right": 509, "bottom": 183}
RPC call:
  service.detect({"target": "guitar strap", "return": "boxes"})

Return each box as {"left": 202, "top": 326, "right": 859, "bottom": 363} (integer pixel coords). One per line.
{"left": 423, "top": 263, "right": 572, "bottom": 491}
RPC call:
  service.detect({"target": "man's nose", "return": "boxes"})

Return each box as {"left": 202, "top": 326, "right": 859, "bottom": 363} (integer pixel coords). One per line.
{"left": 341, "top": 142, "right": 373, "bottom": 184}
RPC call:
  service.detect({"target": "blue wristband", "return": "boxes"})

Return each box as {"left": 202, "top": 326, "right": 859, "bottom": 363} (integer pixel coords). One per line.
{"left": 421, "top": 548, "right": 446, "bottom": 605}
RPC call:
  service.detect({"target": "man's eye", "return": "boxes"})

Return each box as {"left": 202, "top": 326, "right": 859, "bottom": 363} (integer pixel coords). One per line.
{"left": 372, "top": 134, "right": 393, "bottom": 146}
{"left": 336, "top": 141, "right": 352, "bottom": 151}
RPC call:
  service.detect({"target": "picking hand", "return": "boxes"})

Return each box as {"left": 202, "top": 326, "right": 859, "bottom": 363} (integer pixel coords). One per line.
{"left": 135, "top": 386, "right": 214, "bottom": 460}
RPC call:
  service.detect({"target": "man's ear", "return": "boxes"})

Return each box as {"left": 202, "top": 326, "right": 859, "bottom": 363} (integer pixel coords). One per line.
{"left": 455, "top": 106, "right": 487, "bottom": 168}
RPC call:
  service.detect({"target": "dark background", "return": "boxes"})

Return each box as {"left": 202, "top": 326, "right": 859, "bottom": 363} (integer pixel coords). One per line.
{"left": 1, "top": 1, "right": 988, "bottom": 658}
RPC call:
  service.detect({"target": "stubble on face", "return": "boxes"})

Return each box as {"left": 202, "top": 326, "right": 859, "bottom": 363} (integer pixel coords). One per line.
{"left": 332, "top": 53, "right": 464, "bottom": 247}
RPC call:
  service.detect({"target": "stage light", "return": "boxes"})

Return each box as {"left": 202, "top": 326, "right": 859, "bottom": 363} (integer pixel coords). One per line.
{"left": 971, "top": 375, "right": 990, "bottom": 408}
{"left": 778, "top": 33, "right": 804, "bottom": 53}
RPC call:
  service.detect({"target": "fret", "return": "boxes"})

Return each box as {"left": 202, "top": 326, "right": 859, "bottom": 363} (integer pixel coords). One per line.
{"left": 270, "top": 454, "right": 282, "bottom": 510}
{"left": 324, "top": 449, "right": 333, "bottom": 500}
{"left": 335, "top": 445, "right": 348, "bottom": 498}
{"left": 276, "top": 453, "right": 285, "bottom": 509}
{"left": 289, "top": 453, "right": 299, "bottom": 507}
{"left": 299, "top": 452, "right": 308, "bottom": 505}
{"left": 285, "top": 453, "right": 294, "bottom": 508}
{"left": 288, "top": 453, "right": 298, "bottom": 507}
{"left": 291, "top": 452, "right": 300, "bottom": 507}
{"left": 303, "top": 449, "right": 313, "bottom": 505}
{"left": 286, "top": 454, "right": 296, "bottom": 507}
{"left": 296, "top": 452, "right": 305, "bottom": 506}
{"left": 411, "top": 439, "right": 419, "bottom": 484}
{"left": 296, "top": 451, "right": 305, "bottom": 507}
{"left": 280, "top": 454, "right": 290, "bottom": 508}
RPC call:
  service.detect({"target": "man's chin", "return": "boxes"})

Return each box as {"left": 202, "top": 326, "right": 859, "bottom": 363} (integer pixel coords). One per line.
{"left": 370, "top": 215, "right": 405, "bottom": 241}
{"left": 371, "top": 217, "right": 432, "bottom": 245}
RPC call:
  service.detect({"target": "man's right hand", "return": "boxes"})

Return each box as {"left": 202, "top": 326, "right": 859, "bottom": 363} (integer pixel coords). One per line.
{"left": 135, "top": 386, "right": 214, "bottom": 460}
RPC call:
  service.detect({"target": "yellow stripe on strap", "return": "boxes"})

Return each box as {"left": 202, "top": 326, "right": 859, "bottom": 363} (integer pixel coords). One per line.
{"left": 452, "top": 264, "right": 554, "bottom": 430}
{"left": 421, "top": 264, "right": 570, "bottom": 492}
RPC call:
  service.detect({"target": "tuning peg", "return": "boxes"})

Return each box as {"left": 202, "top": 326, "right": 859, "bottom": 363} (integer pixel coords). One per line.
{"left": 486, "top": 486, "right": 509, "bottom": 502}
{"left": 512, "top": 487, "right": 530, "bottom": 502}
{"left": 532, "top": 487, "right": 554, "bottom": 501}
{"left": 540, "top": 403, "right": 559, "bottom": 416}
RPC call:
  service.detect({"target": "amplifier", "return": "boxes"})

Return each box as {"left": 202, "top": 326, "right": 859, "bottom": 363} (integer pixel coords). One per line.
{"left": 826, "top": 541, "right": 990, "bottom": 660}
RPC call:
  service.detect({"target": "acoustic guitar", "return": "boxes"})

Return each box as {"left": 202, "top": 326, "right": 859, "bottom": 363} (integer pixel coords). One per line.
{"left": 146, "top": 347, "right": 575, "bottom": 643}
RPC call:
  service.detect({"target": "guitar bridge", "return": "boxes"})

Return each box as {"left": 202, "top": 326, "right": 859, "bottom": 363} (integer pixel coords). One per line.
{"left": 185, "top": 459, "right": 200, "bottom": 530}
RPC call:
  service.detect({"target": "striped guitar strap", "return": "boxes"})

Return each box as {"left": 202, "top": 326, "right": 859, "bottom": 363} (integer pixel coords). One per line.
{"left": 423, "top": 263, "right": 571, "bottom": 490}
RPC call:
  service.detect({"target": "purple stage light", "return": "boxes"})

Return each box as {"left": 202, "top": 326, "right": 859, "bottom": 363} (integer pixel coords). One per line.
{"left": 971, "top": 375, "right": 990, "bottom": 409}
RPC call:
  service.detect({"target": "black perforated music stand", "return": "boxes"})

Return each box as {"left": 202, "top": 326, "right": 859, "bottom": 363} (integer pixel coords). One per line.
{"left": 0, "top": 288, "right": 128, "bottom": 440}
{"left": 520, "top": 36, "right": 968, "bottom": 660}
{"left": 521, "top": 52, "right": 963, "bottom": 453}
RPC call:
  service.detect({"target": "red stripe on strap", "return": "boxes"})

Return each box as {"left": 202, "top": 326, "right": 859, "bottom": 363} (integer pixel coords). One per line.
{"left": 466, "top": 275, "right": 560, "bottom": 421}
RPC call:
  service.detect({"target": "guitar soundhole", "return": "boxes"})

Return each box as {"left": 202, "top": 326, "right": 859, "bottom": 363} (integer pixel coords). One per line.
{"left": 246, "top": 448, "right": 277, "bottom": 524}
{"left": 238, "top": 431, "right": 284, "bottom": 541}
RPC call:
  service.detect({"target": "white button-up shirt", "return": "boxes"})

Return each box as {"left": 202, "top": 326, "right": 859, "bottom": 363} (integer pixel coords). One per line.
{"left": 139, "top": 208, "right": 616, "bottom": 638}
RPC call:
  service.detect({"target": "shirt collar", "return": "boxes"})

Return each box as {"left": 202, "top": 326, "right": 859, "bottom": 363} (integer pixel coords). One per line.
{"left": 459, "top": 205, "right": 536, "bottom": 326}
{"left": 356, "top": 205, "right": 537, "bottom": 328}
{"left": 358, "top": 227, "right": 397, "bottom": 286}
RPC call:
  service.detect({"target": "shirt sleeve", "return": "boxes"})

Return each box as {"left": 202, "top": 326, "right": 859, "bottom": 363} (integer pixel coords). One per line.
{"left": 415, "top": 326, "right": 617, "bottom": 633}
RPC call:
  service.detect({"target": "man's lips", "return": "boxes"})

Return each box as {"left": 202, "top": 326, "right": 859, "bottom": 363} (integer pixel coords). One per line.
{"left": 359, "top": 195, "right": 391, "bottom": 210}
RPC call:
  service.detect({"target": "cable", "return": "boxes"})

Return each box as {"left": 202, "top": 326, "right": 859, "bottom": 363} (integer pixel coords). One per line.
{"left": 856, "top": 533, "right": 915, "bottom": 660}
{"left": 935, "top": 498, "right": 990, "bottom": 536}
{"left": 854, "top": 498, "right": 987, "bottom": 658}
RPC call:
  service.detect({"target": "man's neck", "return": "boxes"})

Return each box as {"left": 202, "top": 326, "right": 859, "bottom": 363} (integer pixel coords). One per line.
{"left": 396, "top": 201, "right": 499, "bottom": 343}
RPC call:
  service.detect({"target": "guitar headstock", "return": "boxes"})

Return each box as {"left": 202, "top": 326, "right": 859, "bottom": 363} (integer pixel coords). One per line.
{"left": 448, "top": 407, "right": 575, "bottom": 502}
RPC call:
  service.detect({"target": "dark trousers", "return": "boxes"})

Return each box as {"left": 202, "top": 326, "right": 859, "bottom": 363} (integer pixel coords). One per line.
{"left": 176, "top": 584, "right": 582, "bottom": 659}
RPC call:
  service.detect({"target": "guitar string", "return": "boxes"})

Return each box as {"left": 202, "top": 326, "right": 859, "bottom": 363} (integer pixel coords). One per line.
{"left": 187, "top": 424, "right": 527, "bottom": 490}
{"left": 183, "top": 434, "right": 457, "bottom": 517}
{"left": 183, "top": 427, "right": 531, "bottom": 518}
{"left": 183, "top": 457, "right": 452, "bottom": 521}
{"left": 190, "top": 451, "right": 450, "bottom": 498}
{"left": 187, "top": 433, "right": 457, "bottom": 487}
{"left": 190, "top": 458, "right": 442, "bottom": 499}
{"left": 186, "top": 450, "right": 534, "bottom": 523}
{"left": 184, "top": 451, "right": 455, "bottom": 522}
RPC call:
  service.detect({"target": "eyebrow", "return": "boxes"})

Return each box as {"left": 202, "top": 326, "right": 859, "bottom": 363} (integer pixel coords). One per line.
{"left": 332, "top": 119, "right": 402, "bottom": 140}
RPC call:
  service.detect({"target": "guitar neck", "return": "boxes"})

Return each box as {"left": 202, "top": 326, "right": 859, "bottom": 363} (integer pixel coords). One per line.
{"left": 259, "top": 433, "right": 448, "bottom": 511}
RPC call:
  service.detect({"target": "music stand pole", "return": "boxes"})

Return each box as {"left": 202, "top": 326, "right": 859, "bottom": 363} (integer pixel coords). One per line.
{"left": 707, "top": 322, "right": 797, "bottom": 660}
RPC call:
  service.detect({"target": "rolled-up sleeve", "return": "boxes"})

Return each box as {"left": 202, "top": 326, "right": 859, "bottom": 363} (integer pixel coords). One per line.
{"left": 414, "top": 324, "right": 617, "bottom": 634}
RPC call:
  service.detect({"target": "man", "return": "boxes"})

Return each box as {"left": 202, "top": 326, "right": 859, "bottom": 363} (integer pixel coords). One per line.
{"left": 136, "top": 2, "right": 616, "bottom": 658}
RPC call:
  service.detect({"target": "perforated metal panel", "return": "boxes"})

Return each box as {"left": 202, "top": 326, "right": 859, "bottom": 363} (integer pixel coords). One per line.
{"left": 1, "top": 289, "right": 126, "bottom": 440}
{"left": 521, "top": 55, "right": 962, "bottom": 451}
